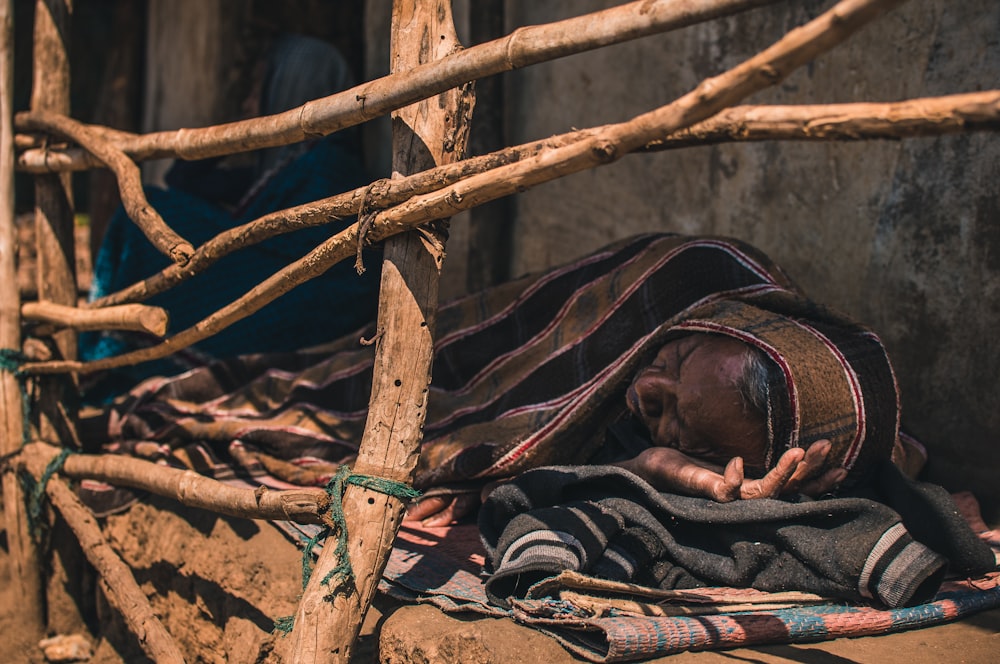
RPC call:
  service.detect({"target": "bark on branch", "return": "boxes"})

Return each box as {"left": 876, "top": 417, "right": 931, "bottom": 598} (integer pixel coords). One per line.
{"left": 15, "top": 0, "right": 780, "bottom": 174}
{"left": 21, "top": 442, "right": 331, "bottom": 524}
{"left": 644, "top": 91, "right": 1000, "bottom": 148}
{"left": 22, "top": 300, "right": 168, "bottom": 335}
{"left": 83, "top": 90, "right": 999, "bottom": 310}
{"left": 285, "top": 0, "right": 472, "bottom": 659}
{"left": 18, "top": 0, "right": 913, "bottom": 377}
{"left": 0, "top": 0, "right": 44, "bottom": 632}
{"left": 16, "top": 111, "right": 194, "bottom": 264}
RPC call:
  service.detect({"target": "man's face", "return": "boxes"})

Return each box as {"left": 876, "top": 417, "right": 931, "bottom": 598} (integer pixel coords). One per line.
{"left": 626, "top": 334, "right": 768, "bottom": 472}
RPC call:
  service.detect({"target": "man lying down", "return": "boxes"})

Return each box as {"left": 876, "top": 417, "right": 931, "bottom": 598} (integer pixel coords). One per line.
{"left": 78, "top": 233, "right": 996, "bottom": 610}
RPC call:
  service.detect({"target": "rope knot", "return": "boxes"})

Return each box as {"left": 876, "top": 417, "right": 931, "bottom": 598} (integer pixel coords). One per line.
{"left": 25, "top": 447, "right": 75, "bottom": 536}
{"left": 274, "top": 465, "right": 421, "bottom": 634}
{"left": 1, "top": 348, "right": 34, "bottom": 445}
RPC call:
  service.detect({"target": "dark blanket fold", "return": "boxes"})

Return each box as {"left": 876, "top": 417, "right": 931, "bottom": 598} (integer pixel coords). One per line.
{"left": 479, "top": 463, "right": 997, "bottom": 610}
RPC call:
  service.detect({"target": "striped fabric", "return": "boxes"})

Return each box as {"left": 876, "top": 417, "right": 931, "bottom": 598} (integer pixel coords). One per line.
{"left": 859, "top": 523, "right": 947, "bottom": 607}
{"left": 81, "top": 233, "right": 896, "bottom": 497}
{"left": 478, "top": 464, "right": 998, "bottom": 611}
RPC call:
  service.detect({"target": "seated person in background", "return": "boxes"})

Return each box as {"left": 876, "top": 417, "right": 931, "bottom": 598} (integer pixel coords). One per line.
{"left": 77, "top": 233, "right": 994, "bottom": 608}
{"left": 80, "top": 33, "right": 381, "bottom": 403}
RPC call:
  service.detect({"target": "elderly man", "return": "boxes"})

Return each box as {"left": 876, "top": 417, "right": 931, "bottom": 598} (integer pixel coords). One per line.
{"left": 409, "top": 232, "right": 896, "bottom": 523}
{"left": 84, "top": 233, "right": 903, "bottom": 504}
{"left": 78, "top": 233, "right": 994, "bottom": 608}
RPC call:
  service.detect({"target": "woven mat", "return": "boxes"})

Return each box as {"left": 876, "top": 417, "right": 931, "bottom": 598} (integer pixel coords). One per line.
{"left": 275, "top": 516, "right": 1000, "bottom": 662}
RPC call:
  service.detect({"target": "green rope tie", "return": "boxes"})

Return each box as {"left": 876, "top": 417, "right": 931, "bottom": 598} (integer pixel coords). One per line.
{"left": 26, "top": 447, "right": 75, "bottom": 536}
{"left": 0, "top": 348, "right": 32, "bottom": 446}
{"left": 0, "top": 348, "right": 25, "bottom": 373}
{"left": 273, "top": 465, "right": 421, "bottom": 635}
{"left": 271, "top": 614, "right": 295, "bottom": 635}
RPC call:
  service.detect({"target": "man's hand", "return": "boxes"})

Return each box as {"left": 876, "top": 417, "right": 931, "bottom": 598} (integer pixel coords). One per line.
{"left": 613, "top": 439, "right": 846, "bottom": 502}
{"left": 403, "top": 492, "right": 479, "bottom": 527}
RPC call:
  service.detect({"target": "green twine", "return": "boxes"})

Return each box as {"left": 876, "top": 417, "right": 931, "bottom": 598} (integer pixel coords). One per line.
{"left": 319, "top": 466, "right": 422, "bottom": 589}
{"left": 26, "top": 446, "right": 75, "bottom": 536}
{"left": 0, "top": 348, "right": 32, "bottom": 446}
{"left": 272, "top": 465, "right": 422, "bottom": 635}
{"left": 0, "top": 348, "right": 25, "bottom": 373}
{"left": 272, "top": 614, "right": 295, "bottom": 636}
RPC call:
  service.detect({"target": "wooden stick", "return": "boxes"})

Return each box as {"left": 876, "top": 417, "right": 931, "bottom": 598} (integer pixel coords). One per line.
{"left": 644, "top": 92, "right": 1000, "bottom": 148}
{"left": 22, "top": 300, "right": 169, "bottom": 335}
{"left": 0, "top": 0, "right": 44, "bottom": 633}
{"left": 286, "top": 1, "right": 472, "bottom": 660}
{"left": 84, "top": 144, "right": 559, "bottom": 308}
{"left": 21, "top": 442, "right": 330, "bottom": 524}
{"left": 31, "top": 0, "right": 79, "bottom": 447}
{"left": 18, "top": 446, "right": 185, "bottom": 664}
{"left": 83, "top": 89, "right": 1000, "bottom": 311}
{"left": 15, "top": 0, "right": 781, "bottom": 174}
{"left": 19, "top": 0, "right": 910, "bottom": 378}
{"left": 17, "top": 111, "right": 194, "bottom": 264}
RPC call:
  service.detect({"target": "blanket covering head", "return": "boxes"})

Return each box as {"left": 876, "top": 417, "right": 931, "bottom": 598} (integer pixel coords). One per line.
{"left": 670, "top": 293, "right": 899, "bottom": 484}
{"left": 81, "top": 234, "right": 898, "bottom": 494}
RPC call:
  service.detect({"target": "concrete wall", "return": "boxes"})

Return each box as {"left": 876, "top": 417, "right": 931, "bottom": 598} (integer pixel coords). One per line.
{"left": 500, "top": 0, "right": 1000, "bottom": 517}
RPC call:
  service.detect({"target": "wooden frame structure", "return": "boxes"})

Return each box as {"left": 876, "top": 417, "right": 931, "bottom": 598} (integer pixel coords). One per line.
{"left": 2, "top": 0, "right": 999, "bottom": 661}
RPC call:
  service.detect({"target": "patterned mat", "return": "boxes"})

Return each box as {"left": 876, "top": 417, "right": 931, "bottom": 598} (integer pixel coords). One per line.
{"left": 277, "top": 517, "right": 1000, "bottom": 662}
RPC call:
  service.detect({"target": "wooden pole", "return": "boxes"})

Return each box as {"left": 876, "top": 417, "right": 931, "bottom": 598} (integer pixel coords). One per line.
{"left": 21, "top": 442, "right": 331, "bottom": 524}
{"left": 22, "top": 301, "right": 168, "bottom": 336}
{"left": 285, "top": 1, "right": 474, "bottom": 660}
{"left": 30, "top": 0, "right": 77, "bottom": 443}
{"left": 0, "top": 0, "right": 45, "bottom": 634}
{"left": 18, "top": 110, "right": 194, "bottom": 264}
{"left": 18, "top": 448, "right": 185, "bottom": 664}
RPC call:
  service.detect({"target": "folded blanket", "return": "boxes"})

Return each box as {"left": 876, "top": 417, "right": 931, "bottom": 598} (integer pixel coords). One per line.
{"left": 479, "top": 463, "right": 997, "bottom": 609}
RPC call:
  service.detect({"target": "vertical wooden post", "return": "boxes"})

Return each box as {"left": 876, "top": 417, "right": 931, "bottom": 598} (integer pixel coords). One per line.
{"left": 31, "top": 0, "right": 77, "bottom": 443}
{"left": 285, "top": 1, "right": 474, "bottom": 661}
{"left": 31, "top": 0, "right": 84, "bottom": 636}
{"left": 1, "top": 0, "right": 45, "bottom": 634}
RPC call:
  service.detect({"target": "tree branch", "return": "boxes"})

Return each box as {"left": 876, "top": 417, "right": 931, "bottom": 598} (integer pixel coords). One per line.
{"left": 16, "top": 110, "right": 194, "bottom": 264}
{"left": 81, "top": 89, "right": 998, "bottom": 310}
{"left": 18, "top": 444, "right": 185, "bottom": 664}
{"left": 18, "top": 0, "right": 915, "bottom": 377}
{"left": 15, "top": 0, "right": 781, "bottom": 174}
{"left": 644, "top": 91, "right": 1000, "bottom": 148}
{"left": 0, "top": 0, "right": 44, "bottom": 632}
{"left": 22, "top": 300, "right": 168, "bottom": 335}
{"left": 21, "top": 442, "right": 331, "bottom": 524}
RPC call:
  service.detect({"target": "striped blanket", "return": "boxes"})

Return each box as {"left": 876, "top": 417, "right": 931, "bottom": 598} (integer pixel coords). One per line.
{"left": 81, "top": 233, "right": 807, "bottom": 499}
{"left": 80, "top": 232, "right": 1000, "bottom": 659}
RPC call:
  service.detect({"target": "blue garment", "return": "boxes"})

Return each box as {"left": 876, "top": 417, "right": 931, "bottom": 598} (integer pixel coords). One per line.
{"left": 81, "top": 133, "right": 381, "bottom": 400}
{"left": 81, "top": 34, "right": 381, "bottom": 402}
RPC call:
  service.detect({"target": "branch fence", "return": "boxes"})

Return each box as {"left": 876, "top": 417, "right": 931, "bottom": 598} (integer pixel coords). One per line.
{"left": 1, "top": 0, "right": 998, "bottom": 660}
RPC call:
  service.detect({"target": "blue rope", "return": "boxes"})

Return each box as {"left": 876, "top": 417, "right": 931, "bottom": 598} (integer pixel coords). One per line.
{"left": 0, "top": 348, "right": 32, "bottom": 445}
{"left": 273, "top": 466, "right": 421, "bottom": 635}
{"left": 26, "top": 447, "right": 75, "bottom": 536}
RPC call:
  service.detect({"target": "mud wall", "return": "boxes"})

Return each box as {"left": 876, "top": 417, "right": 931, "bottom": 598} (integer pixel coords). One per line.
{"left": 500, "top": 0, "right": 1000, "bottom": 517}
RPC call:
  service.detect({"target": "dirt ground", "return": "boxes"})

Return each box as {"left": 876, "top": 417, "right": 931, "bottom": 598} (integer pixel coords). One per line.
{"left": 1, "top": 493, "right": 998, "bottom": 663}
